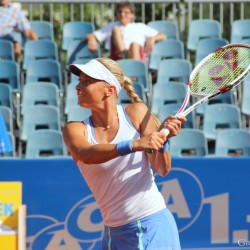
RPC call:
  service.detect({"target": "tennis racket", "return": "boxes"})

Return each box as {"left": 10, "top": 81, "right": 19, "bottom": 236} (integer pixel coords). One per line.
{"left": 161, "top": 43, "right": 250, "bottom": 136}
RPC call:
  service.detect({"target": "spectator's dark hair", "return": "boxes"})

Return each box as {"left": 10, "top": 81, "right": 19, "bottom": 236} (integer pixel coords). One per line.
{"left": 116, "top": 1, "right": 135, "bottom": 14}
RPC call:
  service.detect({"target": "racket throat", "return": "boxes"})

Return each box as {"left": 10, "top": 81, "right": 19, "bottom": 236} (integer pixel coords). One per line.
{"left": 177, "top": 91, "right": 191, "bottom": 114}
{"left": 219, "top": 85, "right": 233, "bottom": 93}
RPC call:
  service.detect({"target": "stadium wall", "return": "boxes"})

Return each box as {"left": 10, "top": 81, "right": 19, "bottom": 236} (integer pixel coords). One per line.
{"left": 1, "top": 157, "right": 250, "bottom": 249}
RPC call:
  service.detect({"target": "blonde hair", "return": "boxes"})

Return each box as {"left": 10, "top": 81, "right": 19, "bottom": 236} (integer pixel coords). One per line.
{"left": 96, "top": 58, "right": 143, "bottom": 103}
{"left": 96, "top": 58, "right": 160, "bottom": 126}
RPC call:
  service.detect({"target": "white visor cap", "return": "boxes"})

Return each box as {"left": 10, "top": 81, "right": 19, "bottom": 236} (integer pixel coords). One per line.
{"left": 69, "top": 59, "right": 122, "bottom": 93}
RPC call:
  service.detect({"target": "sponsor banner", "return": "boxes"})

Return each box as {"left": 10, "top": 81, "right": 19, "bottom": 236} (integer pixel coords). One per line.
{"left": 0, "top": 181, "right": 22, "bottom": 228}
{"left": 0, "top": 157, "right": 250, "bottom": 250}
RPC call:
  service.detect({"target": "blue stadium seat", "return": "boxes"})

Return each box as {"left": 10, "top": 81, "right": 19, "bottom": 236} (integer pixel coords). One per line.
{"left": 23, "top": 40, "right": 58, "bottom": 71}
{"left": 0, "top": 61, "right": 20, "bottom": 93}
{"left": 21, "top": 105, "right": 61, "bottom": 142}
{"left": 25, "top": 129, "right": 67, "bottom": 158}
{"left": 25, "top": 59, "right": 63, "bottom": 90}
{"left": 240, "top": 38, "right": 250, "bottom": 45}
{"left": 156, "top": 59, "right": 192, "bottom": 84}
{"left": 147, "top": 20, "right": 179, "bottom": 40}
{"left": 170, "top": 129, "right": 208, "bottom": 156}
{"left": 195, "top": 37, "right": 228, "bottom": 66}
{"left": 0, "top": 83, "right": 13, "bottom": 110}
{"left": 215, "top": 129, "right": 250, "bottom": 156}
{"left": 151, "top": 82, "right": 186, "bottom": 115}
{"left": 62, "top": 21, "right": 94, "bottom": 52}
{"left": 187, "top": 19, "right": 221, "bottom": 52}
{"left": 30, "top": 20, "right": 54, "bottom": 41}
{"left": 22, "top": 83, "right": 60, "bottom": 116}
{"left": 231, "top": 19, "right": 250, "bottom": 43}
{"left": 0, "top": 39, "right": 15, "bottom": 61}
{"left": 203, "top": 104, "right": 242, "bottom": 140}
{"left": 149, "top": 40, "right": 184, "bottom": 71}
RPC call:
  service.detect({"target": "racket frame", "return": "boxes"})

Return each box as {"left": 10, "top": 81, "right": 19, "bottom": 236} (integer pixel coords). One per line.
{"left": 160, "top": 43, "right": 250, "bottom": 137}
{"left": 179, "top": 43, "right": 250, "bottom": 117}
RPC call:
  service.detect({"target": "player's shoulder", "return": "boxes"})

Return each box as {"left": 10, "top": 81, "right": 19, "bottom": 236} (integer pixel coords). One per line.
{"left": 63, "top": 121, "right": 86, "bottom": 134}
{"left": 65, "top": 120, "right": 85, "bottom": 127}
{"left": 125, "top": 102, "right": 148, "bottom": 111}
{"left": 124, "top": 102, "right": 149, "bottom": 121}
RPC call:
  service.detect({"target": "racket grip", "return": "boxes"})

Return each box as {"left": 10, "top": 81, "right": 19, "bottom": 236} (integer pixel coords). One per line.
{"left": 160, "top": 128, "right": 170, "bottom": 136}
{"left": 146, "top": 128, "right": 169, "bottom": 154}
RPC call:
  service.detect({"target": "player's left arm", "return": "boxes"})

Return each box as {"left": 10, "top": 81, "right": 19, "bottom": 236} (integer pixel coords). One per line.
{"left": 125, "top": 103, "right": 185, "bottom": 176}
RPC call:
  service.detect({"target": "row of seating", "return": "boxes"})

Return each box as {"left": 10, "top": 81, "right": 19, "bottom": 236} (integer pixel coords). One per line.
{"left": 1, "top": 86, "right": 249, "bottom": 158}
{"left": 0, "top": 18, "right": 249, "bottom": 90}
{"left": 3, "top": 125, "right": 250, "bottom": 158}
{"left": 1, "top": 19, "right": 250, "bottom": 158}
{"left": 1, "top": 18, "right": 250, "bottom": 64}
{"left": 170, "top": 128, "right": 250, "bottom": 157}
{"left": 0, "top": 35, "right": 244, "bottom": 73}
{"left": 1, "top": 56, "right": 250, "bottom": 139}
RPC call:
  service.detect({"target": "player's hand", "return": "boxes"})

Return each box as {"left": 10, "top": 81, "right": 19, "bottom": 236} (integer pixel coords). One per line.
{"left": 131, "top": 131, "right": 167, "bottom": 152}
{"left": 160, "top": 115, "right": 187, "bottom": 138}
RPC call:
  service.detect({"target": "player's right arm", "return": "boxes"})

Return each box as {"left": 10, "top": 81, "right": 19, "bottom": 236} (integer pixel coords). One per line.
{"left": 62, "top": 122, "right": 120, "bottom": 164}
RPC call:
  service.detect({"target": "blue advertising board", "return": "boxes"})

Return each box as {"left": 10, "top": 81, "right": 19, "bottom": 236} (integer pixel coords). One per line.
{"left": 0, "top": 157, "right": 250, "bottom": 250}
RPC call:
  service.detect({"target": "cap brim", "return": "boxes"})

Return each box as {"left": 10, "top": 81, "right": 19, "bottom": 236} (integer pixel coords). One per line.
{"left": 69, "top": 59, "right": 122, "bottom": 93}
{"left": 69, "top": 63, "right": 103, "bottom": 80}
{"left": 69, "top": 64, "right": 83, "bottom": 76}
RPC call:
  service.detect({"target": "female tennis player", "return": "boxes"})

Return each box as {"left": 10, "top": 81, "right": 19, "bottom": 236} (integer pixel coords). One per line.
{"left": 63, "top": 57, "right": 186, "bottom": 250}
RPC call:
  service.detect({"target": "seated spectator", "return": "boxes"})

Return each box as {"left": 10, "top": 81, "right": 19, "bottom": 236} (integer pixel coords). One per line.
{"left": 0, "top": 0, "right": 38, "bottom": 58}
{"left": 85, "top": 1, "right": 166, "bottom": 61}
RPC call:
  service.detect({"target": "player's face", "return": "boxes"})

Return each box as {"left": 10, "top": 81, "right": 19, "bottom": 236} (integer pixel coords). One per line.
{"left": 76, "top": 73, "right": 108, "bottom": 108}
{"left": 117, "top": 7, "right": 134, "bottom": 26}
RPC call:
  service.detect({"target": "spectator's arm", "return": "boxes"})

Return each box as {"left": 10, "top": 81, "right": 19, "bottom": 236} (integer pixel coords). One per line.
{"left": 144, "top": 32, "right": 167, "bottom": 54}
{"left": 24, "top": 29, "right": 38, "bottom": 40}
{"left": 154, "top": 32, "right": 167, "bottom": 42}
{"left": 85, "top": 33, "right": 98, "bottom": 51}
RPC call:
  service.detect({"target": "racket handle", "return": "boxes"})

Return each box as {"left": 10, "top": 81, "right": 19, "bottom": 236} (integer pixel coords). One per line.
{"left": 146, "top": 128, "right": 169, "bottom": 154}
{"left": 160, "top": 128, "right": 170, "bottom": 136}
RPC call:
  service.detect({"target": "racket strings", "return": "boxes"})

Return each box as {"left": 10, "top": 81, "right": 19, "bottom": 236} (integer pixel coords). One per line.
{"left": 190, "top": 46, "right": 250, "bottom": 95}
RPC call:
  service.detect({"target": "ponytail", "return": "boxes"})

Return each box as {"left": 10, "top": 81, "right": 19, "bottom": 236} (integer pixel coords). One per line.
{"left": 122, "top": 76, "right": 160, "bottom": 126}
{"left": 121, "top": 76, "right": 143, "bottom": 103}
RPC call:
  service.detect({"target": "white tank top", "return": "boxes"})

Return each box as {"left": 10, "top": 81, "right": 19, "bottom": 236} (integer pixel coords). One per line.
{"left": 77, "top": 105, "right": 166, "bottom": 227}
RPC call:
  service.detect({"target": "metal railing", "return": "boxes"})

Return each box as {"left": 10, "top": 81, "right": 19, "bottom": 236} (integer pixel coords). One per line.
{"left": 14, "top": 0, "right": 250, "bottom": 44}
{"left": 185, "top": 0, "right": 250, "bottom": 39}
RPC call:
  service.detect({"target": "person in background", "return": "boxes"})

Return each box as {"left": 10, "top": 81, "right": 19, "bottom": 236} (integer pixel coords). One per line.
{"left": 63, "top": 57, "right": 186, "bottom": 249}
{"left": 85, "top": 1, "right": 166, "bottom": 61}
{"left": 0, "top": 0, "right": 38, "bottom": 59}
{"left": 0, "top": 111, "right": 12, "bottom": 155}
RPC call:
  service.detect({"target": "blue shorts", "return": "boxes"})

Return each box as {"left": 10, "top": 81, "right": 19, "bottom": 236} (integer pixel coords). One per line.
{"left": 101, "top": 208, "right": 181, "bottom": 250}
